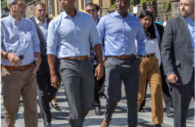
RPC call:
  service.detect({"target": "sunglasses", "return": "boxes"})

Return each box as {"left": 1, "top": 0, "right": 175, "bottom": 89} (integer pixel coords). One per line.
{"left": 86, "top": 9, "right": 96, "bottom": 13}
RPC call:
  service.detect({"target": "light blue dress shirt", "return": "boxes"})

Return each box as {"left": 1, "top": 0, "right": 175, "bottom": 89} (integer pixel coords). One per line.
{"left": 186, "top": 17, "right": 195, "bottom": 67}
{"left": 97, "top": 11, "right": 146, "bottom": 56}
{"left": 47, "top": 10, "right": 101, "bottom": 58}
{"left": 1, "top": 15, "right": 40, "bottom": 66}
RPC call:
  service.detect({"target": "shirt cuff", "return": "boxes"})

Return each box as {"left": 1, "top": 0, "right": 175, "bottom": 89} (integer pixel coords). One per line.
{"left": 33, "top": 47, "right": 40, "bottom": 53}
{"left": 47, "top": 47, "right": 57, "bottom": 55}
{"left": 137, "top": 51, "right": 146, "bottom": 56}
{"left": 166, "top": 72, "right": 175, "bottom": 76}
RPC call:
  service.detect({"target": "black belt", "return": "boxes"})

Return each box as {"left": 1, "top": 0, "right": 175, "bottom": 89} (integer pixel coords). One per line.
{"left": 144, "top": 53, "right": 155, "bottom": 58}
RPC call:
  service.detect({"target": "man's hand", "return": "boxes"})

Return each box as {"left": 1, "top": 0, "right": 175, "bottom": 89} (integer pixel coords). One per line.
{"left": 7, "top": 53, "right": 22, "bottom": 67}
{"left": 95, "top": 63, "right": 103, "bottom": 80}
{"left": 167, "top": 73, "right": 178, "bottom": 83}
{"left": 50, "top": 74, "right": 60, "bottom": 89}
{"left": 33, "top": 52, "right": 42, "bottom": 74}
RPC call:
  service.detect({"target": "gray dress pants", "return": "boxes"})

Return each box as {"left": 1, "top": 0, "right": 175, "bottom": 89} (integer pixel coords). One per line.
{"left": 60, "top": 59, "right": 94, "bottom": 127}
{"left": 104, "top": 56, "right": 141, "bottom": 127}
{"left": 169, "top": 71, "right": 194, "bottom": 127}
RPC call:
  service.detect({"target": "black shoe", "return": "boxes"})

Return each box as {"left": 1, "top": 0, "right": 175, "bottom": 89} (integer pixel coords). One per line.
{"left": 51, "top": 103, "right": 61, "bottom": 111}
{"left": 154, "top": 124, "right": 161, "bottom": 127}
{"left": 99, "top": 93, "right": 107, "bottom": 99}
{"left": 139, "top": 106, "right": 145, "bottom": 112}
{"left": 94, "top": 106, "right": 103, "bottom": 115}
{"left": 45, "top": 123, "right": 52, "bottom": 127}
{"left": 166, "top": 107, "right": 174, "bottom": 117}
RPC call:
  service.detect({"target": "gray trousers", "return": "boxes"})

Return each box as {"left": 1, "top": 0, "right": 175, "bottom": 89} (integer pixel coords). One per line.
{"left": 104, "top": 56, "right": 140, "bottom": 127}
{"left": 60, "top": 59, "right": 94, "bottom": 127}
{"left": 169, "top": 71, "right": 194, "bottom": 127}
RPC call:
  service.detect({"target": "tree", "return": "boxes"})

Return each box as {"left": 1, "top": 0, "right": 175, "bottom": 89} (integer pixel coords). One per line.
{"left": 1, "top": 0, "right": 7, "bottom": 10}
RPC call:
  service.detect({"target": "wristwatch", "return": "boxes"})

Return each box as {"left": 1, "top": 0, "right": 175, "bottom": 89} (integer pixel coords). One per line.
{"left": 5, "top": 52, "right": 9, "bottom": 59}
{"left": 138, "top": 56, "right": 143, "bottom": 60}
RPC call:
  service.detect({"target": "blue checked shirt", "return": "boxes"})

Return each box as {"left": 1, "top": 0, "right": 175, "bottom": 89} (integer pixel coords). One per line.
{"left": 47, "top": 10, "right": 101, "bottom": 58}
{"left": 97, "top": 11, "right": 146, "bottom": 56}
{"left": 1, "top": 15, "right": 40, "bottom": 66}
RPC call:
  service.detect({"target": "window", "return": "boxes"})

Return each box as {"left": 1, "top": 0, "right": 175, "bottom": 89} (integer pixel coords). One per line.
{"left": 82, "top": 0, "right": 93, "bottom": 10}
{"left": 57, "top": 0, "right": 62, "bottom": 14}
{"left": 48, "top": 0, "right": 54, "bottom": 17}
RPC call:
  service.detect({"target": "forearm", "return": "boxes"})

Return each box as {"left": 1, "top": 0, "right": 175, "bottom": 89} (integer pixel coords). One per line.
{"left": 34, "top": 52, "right": 41, "bottom": 67}
{"left": 48, "top": 55, "right": 57, "bottom": 75}
{"left": 1, "top": 51, "right": 6, "bottom": 59}
{"left": 34, "top": 52, "right": 41, "bottom": 58}
{"left": 94, "top": 44, "right": 103, "bottom": 64}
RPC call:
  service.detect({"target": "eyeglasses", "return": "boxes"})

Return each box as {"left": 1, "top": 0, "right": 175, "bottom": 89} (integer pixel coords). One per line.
{"left": 86, "top": 9, "right": 96, "bottom": 13}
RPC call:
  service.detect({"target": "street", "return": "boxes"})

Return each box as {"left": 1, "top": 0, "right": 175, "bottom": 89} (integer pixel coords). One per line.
{"left": 1, "top": 84, "right": 194, "bottom": 127}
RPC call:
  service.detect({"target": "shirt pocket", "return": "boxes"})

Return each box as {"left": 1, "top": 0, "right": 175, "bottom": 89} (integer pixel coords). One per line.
{"left": 23, "top": 31, "right": 32, "bottom": 46}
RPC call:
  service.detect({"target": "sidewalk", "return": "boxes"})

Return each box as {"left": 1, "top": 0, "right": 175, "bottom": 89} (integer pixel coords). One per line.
{"left": 1, "top": 85, "right": 194, "bottom": 127}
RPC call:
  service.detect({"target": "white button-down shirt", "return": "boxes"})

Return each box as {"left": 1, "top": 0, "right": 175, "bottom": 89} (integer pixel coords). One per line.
{"left": 35, "top": 18, "right": 48, "bottom": 42}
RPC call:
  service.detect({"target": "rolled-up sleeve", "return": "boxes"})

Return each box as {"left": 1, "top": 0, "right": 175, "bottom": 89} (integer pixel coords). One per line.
{"left": 89, "top": 18, "right": 101, "bottom": 48}
{"left": 31, "top": 22, "right": 40, "bottom": 53}
{"left": 136, "top": 21, "right": 146, "bottom": 56}
{"left": 47, "top": 21, "right": 58, "bottom": 55}
{"left": 97, "top": 17, "right": 105, "bottom": 40}
{"left": 97, "top": 17, "right": 106, "bottom": 55}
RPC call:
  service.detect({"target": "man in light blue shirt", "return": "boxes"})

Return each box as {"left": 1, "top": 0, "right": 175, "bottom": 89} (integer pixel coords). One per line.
{"left": 97, "top": 0, "right": 146, "bottom": 126}
{"left": 1, "top": 0, "right": 41, "bottom": 127}
{"left": 47, "top": 0, "right": 103, "bottom": 126}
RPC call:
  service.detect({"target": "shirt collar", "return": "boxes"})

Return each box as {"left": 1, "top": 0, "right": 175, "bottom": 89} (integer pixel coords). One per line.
{"left": 63, "top": 9, "right": 80, "bottom": 19}
{"left": 35, "top": 17, "right": 47, "bottom": 25}
{"left": 114, "top": 10, "right": 131, "bottom": 18}
{"left": 185, "top": 17, "right": 195, "bottom": 26}
{"left": 8, "top": 14, "right": 22, "bottom": 25}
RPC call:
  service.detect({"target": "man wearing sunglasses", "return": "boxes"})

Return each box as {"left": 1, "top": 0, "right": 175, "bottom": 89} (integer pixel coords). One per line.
{"left": 86, "top": 3, "right": 99, "bottom": 24}
{"left": 85, "top": 3, "right": 105, "bottom": 116}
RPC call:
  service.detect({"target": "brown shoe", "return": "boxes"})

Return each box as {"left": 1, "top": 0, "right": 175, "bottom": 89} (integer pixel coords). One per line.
{"left": 68, "top": 118, "right": 72, "bottom": 127}
{"left": 100, "top": 118, "right": 110, "bottom": 127}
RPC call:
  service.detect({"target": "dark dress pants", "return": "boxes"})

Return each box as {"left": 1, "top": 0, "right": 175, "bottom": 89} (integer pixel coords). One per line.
{"left": 160, "top": 65, "right": 173, "bottom": 110}
{"left": 93, "top": 65, "right": 105, "bottom": 106}
{"left": 37, "top": 55, "right": 59, "bottom": 126}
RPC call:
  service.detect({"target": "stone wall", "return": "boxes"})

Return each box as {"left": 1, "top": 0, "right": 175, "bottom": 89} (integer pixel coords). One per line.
{"left": 25, "top": 0, "right": 45, "bottom": 18}
{"left": 128, "top": 0, "right": 180, "bottom": 23}
{"left": 105, "top": 0, "right": 180, "bottom": 22}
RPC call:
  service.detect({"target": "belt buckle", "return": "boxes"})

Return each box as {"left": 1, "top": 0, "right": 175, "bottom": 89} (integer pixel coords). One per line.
{"left": 78, "top": 56, "right": 82, "bottom": 60}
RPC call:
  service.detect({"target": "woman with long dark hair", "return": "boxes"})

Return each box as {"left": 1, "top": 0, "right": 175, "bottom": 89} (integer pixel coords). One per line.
{"left": 137, "top": 10, "right": 163, "bottom": 127}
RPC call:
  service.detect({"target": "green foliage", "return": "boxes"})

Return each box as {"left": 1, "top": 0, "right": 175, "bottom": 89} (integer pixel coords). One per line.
{"left": 108, "top": 0, "right": 133, "bottom": 10}
{"left": 140, "top": 0, "right": 156, "bottom": 4}
{"left": 163, "top": 1, "right": 171, "bottom": 12}
{"left": 1, "top": 0, "right": 34, "bottom": 10}
{"left": 1, "top": 0, "right": 7, "bottom": 10}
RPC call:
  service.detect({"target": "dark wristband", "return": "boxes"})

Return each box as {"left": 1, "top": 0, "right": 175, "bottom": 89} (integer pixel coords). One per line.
{"left": 5, "top": 52, "right": 9, "bottom": 59}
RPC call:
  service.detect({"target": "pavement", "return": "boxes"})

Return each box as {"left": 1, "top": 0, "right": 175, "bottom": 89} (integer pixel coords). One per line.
{"left": 1, "top": 84, "right": 194, "bottom": 127}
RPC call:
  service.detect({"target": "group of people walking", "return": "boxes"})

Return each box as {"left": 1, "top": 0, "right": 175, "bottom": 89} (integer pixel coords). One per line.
{"left": 1, "top": 0, "right": 194, "bottom": 127}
